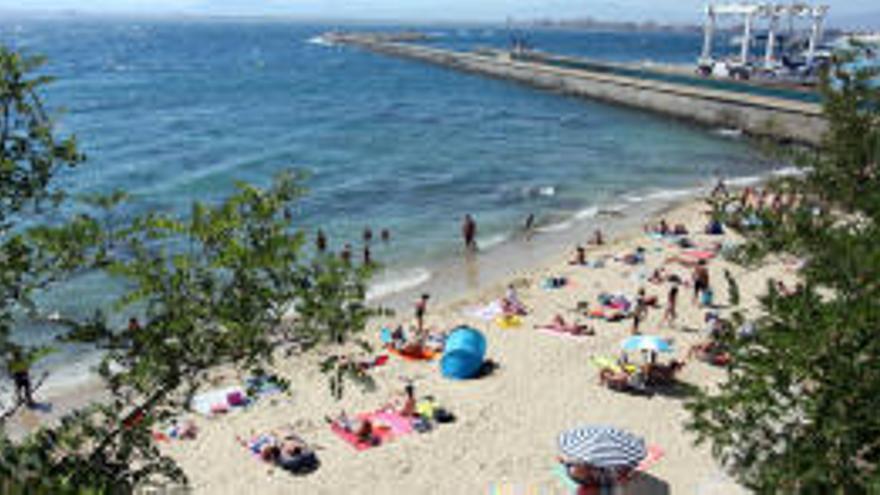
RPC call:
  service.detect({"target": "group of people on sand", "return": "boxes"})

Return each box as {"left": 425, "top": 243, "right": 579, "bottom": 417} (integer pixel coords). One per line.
{"left": 599, "top": 351, "right": 685, "bottom": 393}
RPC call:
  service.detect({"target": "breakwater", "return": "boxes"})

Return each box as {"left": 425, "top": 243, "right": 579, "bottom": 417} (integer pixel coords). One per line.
{"left": 330, "top": 33, "right": 826, "bottom": 145}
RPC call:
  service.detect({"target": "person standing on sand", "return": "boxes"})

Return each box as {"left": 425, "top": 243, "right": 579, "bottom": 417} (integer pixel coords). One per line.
{"left": 414, "top": 293, "right": 430, "bottom": 336}
{"left": 664, "top": 283, "right": 679, "bottom": 325}
{"left": 316, "top": 229, "right": 327, "bottom": 253}
{"left": 631, "top": 288, "right": 648, "bottom": 335}
{"left": 693, "top": 260, "right": 710, "bottom": 305}
{"left": 462, "top": 214, "right": 477, "bottom": 252}
{"left": 8, "top": 349, "right": 35, "bottom": 408}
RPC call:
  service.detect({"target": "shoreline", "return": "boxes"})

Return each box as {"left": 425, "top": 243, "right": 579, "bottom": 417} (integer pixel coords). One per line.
{"left": 8, "top": 168, "right": 766, "bottom": 425}
{"left": 5, "top": 183, "right": 798, "bottom": 493}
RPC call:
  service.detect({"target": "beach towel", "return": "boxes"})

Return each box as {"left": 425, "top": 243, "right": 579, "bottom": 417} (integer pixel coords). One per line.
{"left": 330, "top": 410, "right": 414, "bottom": 451}
{"left": 682, "top": 250, "right": 716, "bottom": 261}
{"left": 542, "top": 277, "right": 569, "bottom": 290}
{"left": 495, "top": 315, "right": 522, "bottom": 329}
{"left": 245, "top": 375, "right": 284, "bottom": 398}
{"left": 467, "top": 301, "right": 503, "bottom": 321}
{"left": 536, "top": 326, "right": 590, "bottom": 340}
{"left": 386, "top": 345, "right": 439, "bottom": 361}
{"left": 241, "top": 432, "right": 320, "bottom": 474}
{"left": 190, "top": 386, "right": 248, "bottom": 417}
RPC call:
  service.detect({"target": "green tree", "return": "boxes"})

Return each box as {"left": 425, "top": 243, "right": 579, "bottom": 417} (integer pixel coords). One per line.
{"left": 687, "top": 51, "right": 880, "bottom": 492}
{"left": 0, "top": 46, "right": 379, "bottom": 492}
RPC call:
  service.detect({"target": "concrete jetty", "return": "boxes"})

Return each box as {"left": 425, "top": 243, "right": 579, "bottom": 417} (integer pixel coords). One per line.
{"left": 328, "top": 33, "right": 826, "bottom": 145}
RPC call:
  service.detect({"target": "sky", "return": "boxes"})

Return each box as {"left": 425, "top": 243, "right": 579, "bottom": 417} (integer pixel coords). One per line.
{"left": 2, "top": 1, "right": 879, "bottom": 28}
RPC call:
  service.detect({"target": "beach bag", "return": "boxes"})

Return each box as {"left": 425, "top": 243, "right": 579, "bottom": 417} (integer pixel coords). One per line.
{"left": 412, "top": 417, "right": 433, "bottom": 433}
{"left": 433, "top": 408, "right": 456, "bottom": 424}
{"left": 227, "top": 391, "right": 247, "bottom": 407}
{"left": 701, "top": 289, "right": 714, "bottom": 307}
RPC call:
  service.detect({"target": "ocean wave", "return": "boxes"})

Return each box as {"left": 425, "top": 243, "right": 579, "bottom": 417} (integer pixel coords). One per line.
{"left": 306, "top": 35, "right": 335, "bottom": 47}
{"left": 771, "top": 166, "right": 804, "bottom": 177}
{"left": 726, "top": 175, "right": 763, "bottom": 187}
{"left": 574, "top": 206, "right": 599, "bottom": 220}
{"left": 477, "top": 233, "right": 509, "bottom": 250}
{"left": 366, "top": 267, "right": 432, "bottom": 301}
{"left": 536, "top": 219, "right": 575, "bottom": 233}
{"left": 713, "top": 128, "right": 743, "bottom": 138}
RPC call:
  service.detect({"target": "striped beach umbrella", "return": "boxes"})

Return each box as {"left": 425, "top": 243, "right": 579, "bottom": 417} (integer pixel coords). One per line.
{"left": 620, "top": 335, "right": 673, "bottom": 353}
{"left": 558, "top": 426, "right": 647, "bottom": 469}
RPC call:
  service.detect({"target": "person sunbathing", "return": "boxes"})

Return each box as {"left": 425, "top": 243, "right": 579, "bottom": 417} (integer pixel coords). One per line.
{"left": 327, "top": 411, "right": 376, "bottom": 444}
{"left": 534, "top": 314, "right": 594, "bottom": 336}
{"left": 648, "top": 268, "right": 666, "bottom": 284}
{"left": 382, "top": 383, "right": 418, "bottom": 417}
{"left": 501, "top": 284, "right": 528, "bottom": 315}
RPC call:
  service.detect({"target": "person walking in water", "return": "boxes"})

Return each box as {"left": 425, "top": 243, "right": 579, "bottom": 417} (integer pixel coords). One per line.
{"left": 462, "top": 214, "right": 477, "bottom": 252}
{"left": 316, "top": 229, "right": 327, "bottom": 253}
{"left": 363, "top": 226, "right": 373, "bottom": 245}
{"left": 363, "top": 244, "right": 371, "bottom": 266}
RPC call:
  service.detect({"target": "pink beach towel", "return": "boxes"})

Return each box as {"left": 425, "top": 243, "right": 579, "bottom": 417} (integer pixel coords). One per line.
{"left": 682, "top": 250, "right": 716, "bottom": 261}
{"left": 330, "top": 410, "right": 414, "bottom": 451}
{"left": 536, "top": 327, "right": 591, "bottom": 340}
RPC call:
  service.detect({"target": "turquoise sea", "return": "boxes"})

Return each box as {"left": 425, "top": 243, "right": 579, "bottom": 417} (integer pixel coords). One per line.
{"left": 0, "top": 18, "right": 781, "bottom": 390}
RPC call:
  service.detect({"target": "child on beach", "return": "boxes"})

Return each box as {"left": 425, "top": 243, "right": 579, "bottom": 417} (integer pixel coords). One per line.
{"left": 501, "top": 284, "right": 528, "bottom": 315}
{"left": 631, "top": 288, "right": 648, "bottom": 335}
{"left": 569, "top": 245, "right": 587, "bottom": 265}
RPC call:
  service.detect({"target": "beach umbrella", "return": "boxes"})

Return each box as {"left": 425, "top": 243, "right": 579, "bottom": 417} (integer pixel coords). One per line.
{"left": 558, "top": 425, "right": 647, "bottom": 469}
{"left": 620, "top": 335, "right": 673, "bottom": 353}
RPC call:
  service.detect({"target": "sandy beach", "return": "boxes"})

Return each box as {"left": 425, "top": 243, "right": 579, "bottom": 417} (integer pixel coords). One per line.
{"left": 130, "top": 191, "right": 793, "bottom": 495}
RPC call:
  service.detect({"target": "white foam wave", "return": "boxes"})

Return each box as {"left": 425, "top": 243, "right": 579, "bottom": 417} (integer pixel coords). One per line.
{"left": 538, "top": 186, "right": 556, "bottom": 197}
{"left": 771, "top": 166, "right": 804, "bottom": 177}
{"left": 306, "top": 35, "right": 335, "bottom": 47}
{"left": 536, "top": 219, "right": 575, "bottom": 233}
{"left": 366, "top": 268, "right": 432, "bottom": 301}
{"left": 575, "top": 206, "right": 599, "bottom": 220}
{"left": 643, "top": 187, "right": 700, "bottom": 202}
{"left": 478, "top": 233, "right": 509, "bottom": 250}
{"left": 713, "top": 128, "right": 743, "bottom": 138}
{"left": 726, "top": 175, "right": 763, "bottom": 187}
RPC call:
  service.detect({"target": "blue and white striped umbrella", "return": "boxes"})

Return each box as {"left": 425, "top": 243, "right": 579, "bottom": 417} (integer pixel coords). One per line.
{"left": 620, "top": 335, "right": 673, "bottom": 353}
{"left": 558, "top": 425, "right": 647, "bottom": 469}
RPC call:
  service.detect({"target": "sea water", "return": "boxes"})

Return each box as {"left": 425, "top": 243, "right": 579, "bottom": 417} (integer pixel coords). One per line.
{"left": 0, "top": 18, "right": 780, "bottom": 392}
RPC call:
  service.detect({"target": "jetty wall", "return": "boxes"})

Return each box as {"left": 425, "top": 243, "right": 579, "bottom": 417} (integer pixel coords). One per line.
{"left": 335, "top": 36, "right": 827, "bottom": 145}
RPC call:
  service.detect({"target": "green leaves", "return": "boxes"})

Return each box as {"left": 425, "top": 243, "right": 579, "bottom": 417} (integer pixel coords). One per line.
{"left": 687, "top": 55, "right": 880, "bottom": 492}
{"left": 0, "top": 47, "right": 379, "bottom": 492}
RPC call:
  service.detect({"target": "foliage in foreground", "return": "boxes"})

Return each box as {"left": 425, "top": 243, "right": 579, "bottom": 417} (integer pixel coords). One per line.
{"left": 687, "top": 50, "right": 880, "bottom": 493}
{"left": 0, "top": 45, "right": 379, "bottom": 491}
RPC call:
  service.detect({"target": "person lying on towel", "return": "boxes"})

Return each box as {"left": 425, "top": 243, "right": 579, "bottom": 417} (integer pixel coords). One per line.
{"left": 327, "top": 411, "right": 378, "bottom": 445}
{"left": 534, "top": 314, "right": 594, "bottom": 336}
